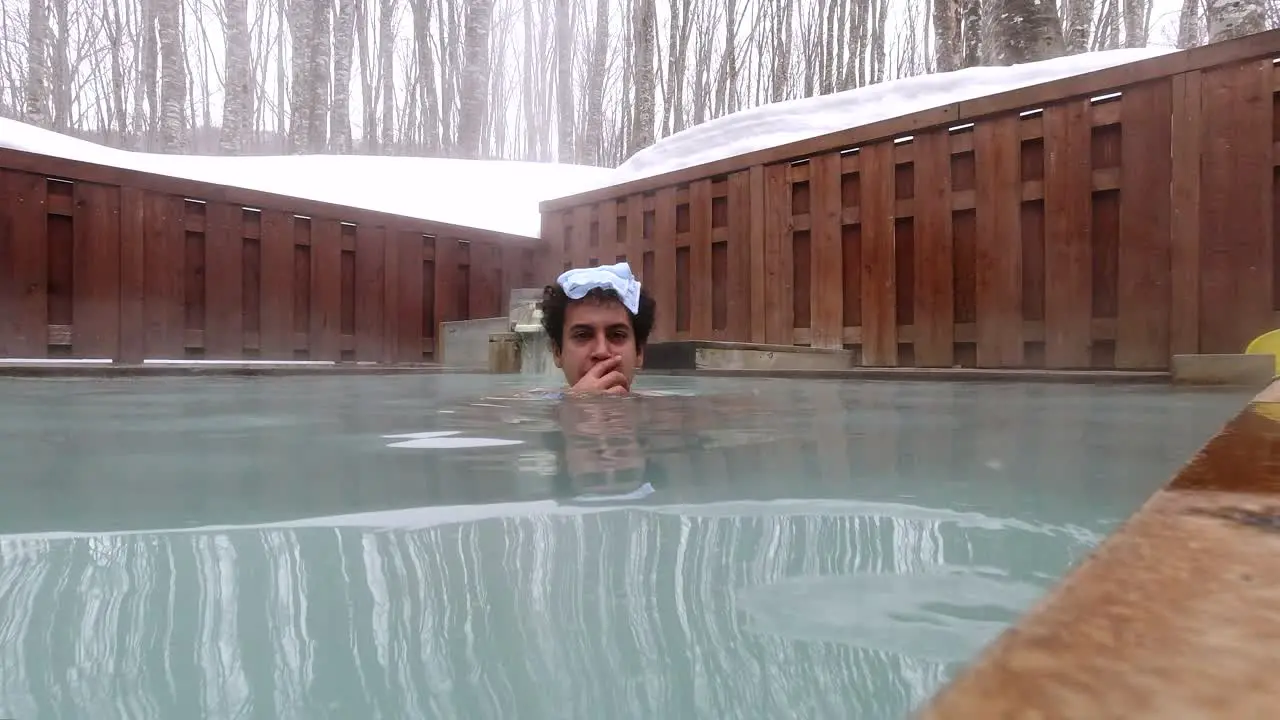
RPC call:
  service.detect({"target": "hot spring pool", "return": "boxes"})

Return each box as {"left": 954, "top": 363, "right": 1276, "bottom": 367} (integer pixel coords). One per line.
{"left": 0, "top": 374, "right": 1252, "bottom": 719}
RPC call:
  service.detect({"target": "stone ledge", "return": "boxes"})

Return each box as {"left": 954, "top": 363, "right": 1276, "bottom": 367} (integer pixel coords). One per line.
{"left": 1171, "top": 353, "right": 1275, "bottom": 387}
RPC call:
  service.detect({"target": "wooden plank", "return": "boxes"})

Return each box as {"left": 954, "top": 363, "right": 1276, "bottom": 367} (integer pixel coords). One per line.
{"left": 570, "top": 205, "right": 594, "bottom": 268}
{"left": 1199, "top": 59, "right": 1274, "bottom": 355}
{"left": 468, "top": 241, "right": 501, "bottom": 319}
{"left": 72, "top": 182, "right": 122, "bottom": 358}
{"left": 809, "top": 151, "right": 845, "bottom": 349}
{"left": 598, "top": 199, "right": 619, "bottom": 264}
{"left": 728, "top": 169, "right": 754, "bottom": 342}
{"left": 309, "top": 218, "right": 343, "bottom": 360}
{"left": 974, "top": 115, "right": 1025, "bottom": 367}
{"left": 258, "top": 209, "right": 295, "bottom": 360}
{"left": 116, "top": 187, "right": 146, "bottom": 362}
{"left": 203, "top": 202, "right": 244, "bottom": 358}
{"left": 763, "top": 163, "right": 793, "bottom": 345}
{"left": 1042, "top": 99, "right": 1094, "bottom": 369}
{"left": 141, "top": 193, "right": 185, "bottom": 358}
{"left": 1170, "top": 70, "right": 1203, "bottom": 356}
{"left": 624, "top": 195, "right": 645, "bottom": 275}
{"left": 912, "top": 129, "right": 955, "bottom": 367}
{"left": 354, "top": 225, "right": 387, "bottom": 362}
{"left": 541, "top": 210, "right": 564, "bottom": 280}
{"left": 653, "top": 187, "right": 679, "bottom": 340}
{"left": 1116, "top": 80, "right": 1174, "bottom": 369}
{"left": 380, "top": 226, "right": 400, "bottom": 362}
{"left": 748, "top": 166, "right": 768, "bottom": 343}
{"left": 398, "top": 231, "right": 426, "bottom": 363}
{"left": 861, "top": 143, "right": 898, "bottom": 366}
{"left": 0, "top": 171, "right": 49, "bottom": 357}
{"left": 689, "top": 178, "right": 714, "bottom": 338}
{"left": 433, "top": 236, "right": 461, "bottom": 346}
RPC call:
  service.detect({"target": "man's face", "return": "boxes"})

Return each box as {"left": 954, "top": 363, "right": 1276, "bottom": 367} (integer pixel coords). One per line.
{"left": 554, "top": 297, "right": 643, "bottom": 387}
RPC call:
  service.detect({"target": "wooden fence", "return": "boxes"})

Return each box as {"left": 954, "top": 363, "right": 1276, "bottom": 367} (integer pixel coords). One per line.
{"left": 541, "top": 30, "right": 1280, "bottom": 370}
{"left": 0, "top": 148, "right": 540, "bottom": 363}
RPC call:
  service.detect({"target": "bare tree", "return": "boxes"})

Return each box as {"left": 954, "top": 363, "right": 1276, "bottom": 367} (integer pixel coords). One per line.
{"left": 219, "top": 0, "right": 250, "bottom": 153}
{"left": 456, "top": 0, "right": 493, "bottom": 158}
{"left": 980, "top": 0, "right": 1067, "bottom": 64}
{"left": 1206, "top": 0, "right": 1266, "bottom": 40}
{"left": 156, "top": 0, "right": 185, "bottom": 151}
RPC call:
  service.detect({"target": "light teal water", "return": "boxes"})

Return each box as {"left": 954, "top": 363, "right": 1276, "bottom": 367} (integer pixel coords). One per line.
{"left": 0, "top": 375, "right": 1252, "bottom": 719}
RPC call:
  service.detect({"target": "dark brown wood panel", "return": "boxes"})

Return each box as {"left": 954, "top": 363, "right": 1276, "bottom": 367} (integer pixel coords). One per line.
{"left": 912, "top": 129, "right": 955, "bottom": 367}
{"left": 117, "top": 186, "right": 146, "bottom": 362}
{"left": 1117, "top": 80, "right": 1174, "bottom": 368}
{"left": 809, "top": 152, "right": 844, "bottom": 349}
{"left": 72, "top": 182, "right": 122, "bottom": 358}
{"left": 653, "top": 187, "right": 679, "bottom": 341}
{"left": 763, "top": 163, "right": 792, "bottom": 344}
{"left": 974, "top": 115, "right": 1025, "bottom": 367}
{"left": 1043, "top": 99, "right": 1094, "bottom": 369}
{"left": 860, "top": 144, "right": 898, "bottom": 366}
{"left": 355, "top": 224, "right": 387, "bottom": 362}
{"left": 727, "top": 169, "right": 753, "bottom": 342}
{"left": 258, "top": 209, "right": 295, "bottom": 360}
{"left": 204, "top": 202, "right": 244, "bottom": 357}
{"left": 0, "top": 170, "right": 49, "bottom": 358}
{"left": 690, "top": 179, "right": 714, "bottom": 338}
{"left": 1200, "top": 59, "right": 1275, "bottom": 355}
{"left": 309, "top": 218, "right": 343, "bottom": 360}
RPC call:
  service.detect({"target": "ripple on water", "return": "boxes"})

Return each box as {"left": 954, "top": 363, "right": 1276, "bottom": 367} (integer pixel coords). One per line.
{"left": 733, "top": 566, "right": 1050, "bottom": 663}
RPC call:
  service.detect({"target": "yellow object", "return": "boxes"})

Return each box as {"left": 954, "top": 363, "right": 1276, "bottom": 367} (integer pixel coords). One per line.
{"left": 1245, "top": 328, "right": 1280, "bottom": 376}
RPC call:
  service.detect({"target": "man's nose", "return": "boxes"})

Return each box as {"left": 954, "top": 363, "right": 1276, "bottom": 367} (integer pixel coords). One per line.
{"left": 588, "top": 334, "right": 611, "bottom": 359}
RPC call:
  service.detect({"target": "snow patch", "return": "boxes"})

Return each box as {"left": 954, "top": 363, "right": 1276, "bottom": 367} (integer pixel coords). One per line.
{"left": 615, "top": 48, "right": 1177, "bottom": 182}
{"left": 0, "top": 118, "right": 616, "bottom": 238}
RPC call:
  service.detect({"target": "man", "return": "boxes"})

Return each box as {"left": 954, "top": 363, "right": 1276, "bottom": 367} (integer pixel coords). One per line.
{"left": 540, "top": 261, "right": 657, "bottom": 395}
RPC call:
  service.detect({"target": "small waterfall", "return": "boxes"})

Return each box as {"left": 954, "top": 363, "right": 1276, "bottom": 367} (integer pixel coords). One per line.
{"left": 508, "top": 288, "right": 559, "bottom": 379}
{"left": 515, "top": 330, "right": 557, "bottom": 379}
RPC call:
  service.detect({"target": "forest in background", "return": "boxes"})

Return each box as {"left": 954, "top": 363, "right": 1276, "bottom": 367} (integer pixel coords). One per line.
{"left": 0, "top": 0, "right": 1276, "bottom": 168}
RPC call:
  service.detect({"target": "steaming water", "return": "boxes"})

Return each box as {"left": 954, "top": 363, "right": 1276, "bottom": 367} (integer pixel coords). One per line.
{"left": 0, "top": 374, "right": 1251, "bottom": 719}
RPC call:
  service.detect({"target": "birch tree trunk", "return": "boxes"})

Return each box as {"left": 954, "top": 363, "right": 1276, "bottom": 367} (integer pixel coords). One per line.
{"left": 980, "top": 0, "right": 1066, "bottom": 65}
{"left": 580, "top": 0, "right": 610, "bottom": 166}
{"left": 629, "top": 0, "right": 656, "bottom": 155}
{"left": 24, "top": 0, "right": 48, "bottom": 126}
{"left": 219, "top": 0, "right": 251, "bottom": 153}
{"left": 412, "top": 0, "right": 441, "bottom": 153}
{"left": 555, "top": 0, "right": 575, "bottom": 161}
{"left": 308, "top": 1, "right": 332, "bottom": 152}
{"left": 157, "top": 0, "right": 186, "bottom": 152}
{"left": 330, "top": 0, "right": 357, "bottom": 153}
{"left": 456, "top": 0, "right": 493, "bottom": 159}
{"left": 1205, "top": 0, "right": 1266, "bottom": 41}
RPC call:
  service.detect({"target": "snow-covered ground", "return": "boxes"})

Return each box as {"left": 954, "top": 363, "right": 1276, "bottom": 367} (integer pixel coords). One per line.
{"left": 0, "top": 47, "right": 1177, "bottom": 237}
{"left": 614, "top": 47, "right": 1176, "bottom": 181}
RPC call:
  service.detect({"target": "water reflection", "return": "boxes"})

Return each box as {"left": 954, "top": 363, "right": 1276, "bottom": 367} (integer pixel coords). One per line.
{"left": 0, "top": 501, "right": 1091, "bottom": 720}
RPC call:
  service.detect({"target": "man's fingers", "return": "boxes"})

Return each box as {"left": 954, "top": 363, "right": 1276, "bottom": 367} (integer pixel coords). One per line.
{"left": 600, "top": 371, "right": 630, "bottom": 391}
{"left": 587, "top": 355, "right": 622, "bottom": 378}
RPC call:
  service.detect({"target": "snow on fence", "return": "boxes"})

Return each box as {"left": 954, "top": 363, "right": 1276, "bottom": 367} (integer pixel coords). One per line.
{"left": 540, "top": 29, "right": 1280, "bottom": 370}
{"left": 0, "top": 148, "right": 541, "bottom": 363}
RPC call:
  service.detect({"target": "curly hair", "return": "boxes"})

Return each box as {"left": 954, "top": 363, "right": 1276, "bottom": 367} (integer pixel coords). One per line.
{"left": 540, "top": 283, "right": 657, "bottom": 352}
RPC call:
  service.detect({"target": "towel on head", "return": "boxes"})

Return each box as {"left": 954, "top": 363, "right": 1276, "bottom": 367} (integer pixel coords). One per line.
{"left": 556, "top": 262, "right": 642, "bottom": 314}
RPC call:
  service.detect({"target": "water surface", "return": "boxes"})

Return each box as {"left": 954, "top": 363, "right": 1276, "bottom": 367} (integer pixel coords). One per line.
{"left": 0, "top": 374, "right": 1251, "bottom": 719}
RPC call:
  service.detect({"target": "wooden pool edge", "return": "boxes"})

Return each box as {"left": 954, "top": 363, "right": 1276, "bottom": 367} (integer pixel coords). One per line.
{"left": 917, "top": 379, "right": 1280, "bottom": 719}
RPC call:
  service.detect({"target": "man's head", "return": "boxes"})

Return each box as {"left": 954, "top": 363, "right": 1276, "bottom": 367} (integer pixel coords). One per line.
{"left": 540, "top": 262, "right": 656, "bottom": 391}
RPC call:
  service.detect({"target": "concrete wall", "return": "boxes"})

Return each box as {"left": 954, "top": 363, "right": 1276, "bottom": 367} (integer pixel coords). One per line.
{"left": 438, "top": 317, "right": 510, "bottom": 369}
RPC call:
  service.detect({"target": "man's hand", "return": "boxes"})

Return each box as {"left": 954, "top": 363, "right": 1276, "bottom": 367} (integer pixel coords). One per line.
{"left": 570, "top": 355, "right": 630, "bottom": 395}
